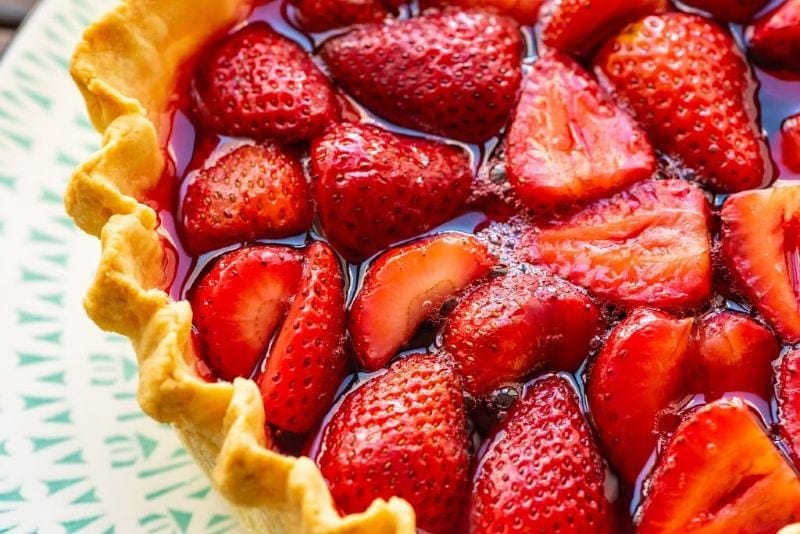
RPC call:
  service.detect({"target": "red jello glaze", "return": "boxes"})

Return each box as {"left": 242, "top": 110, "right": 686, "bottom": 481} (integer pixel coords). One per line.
{"left": 134, "top": 0, "right": 800, "bottom": 531}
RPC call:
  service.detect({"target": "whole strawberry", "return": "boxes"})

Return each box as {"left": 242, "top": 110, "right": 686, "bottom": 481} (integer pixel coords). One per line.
{"left": 419, "top": 0, "right": 545, "bottom": 24}
{"left": 470, "top": 375, "right": 615, "bottom": 533}
{"left": 310, "top": 122, "right": 473, "bottom": 261}
{"left": 290, "top": 0, "right": 393, "bottom": 32}
{"left": 256, "top": 242, "right": 347, "bottom": 434}
{"left": 594, "top": 13, "right": 774, "bottom": 193}
{"left": 181, "top": 143, "right": 313, "bottom": 254}
{"left": 747, "top": 0, "right": 800, "bottom": 72}
{"left": 682, "top": 0, "right": 769, "bottom": 22}
{"left": 537, "top": 0, "right": 666, "bottom": 57}
{"left": 315, "top": 354, "right": 470, "bottom": 534}
{"left": 191, "top": 22, "right": 338, "bottom": 141}
{"left": 320, "top": 10, "right": 523, "bottom": 143}
{"left": 441, "top": 269, "right": 602, "bottom": 396}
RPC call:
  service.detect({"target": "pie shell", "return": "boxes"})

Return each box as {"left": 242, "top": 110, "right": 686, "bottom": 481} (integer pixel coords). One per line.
{"left": 65, "top": 0, "right": 416, "bottom": 532}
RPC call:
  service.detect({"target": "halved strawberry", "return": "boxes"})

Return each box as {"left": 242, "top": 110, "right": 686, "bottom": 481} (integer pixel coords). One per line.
{"left": 537, "top": 0, "right": 666, "bottom": 57}
{"left": 783, "top": 113, "right": 800, "bottom": 172}
{"left": 525, "top": 179, "right": 713, "bottom": 310}
{"left": 181, "top": 143, "right": 313, "bottom": 254}
{"left": 778, "top": 349, "right": 800, "bottom": 464}
{"left": 586, "top": 309, "right": 693, "bottom": 484}
{"left": 682, "top": 0, "right": 770, "bottom": 22}
{"left": 290, "top": 0, "right": 392, "bottom": 32}
{"left": 594, "top": 13, "right": 774, "bottom": 193}
{"left": 470, "top": 375, "right": 615, "bottom": 533}
{"left": 256, "top": 242, "right": 347, "bottom": 434}
{"left": 636, "top": 399, "right": 800, "bottom": 532}
{"left": 315, "top": 354, "right": 470, "bottom": 534}
{"left": 320, "top": 10, "right": 523, "bottom": 143}
{"left": 350, "top": 233, "right": 495, "bottom": 371}
{"left": 191, "top": 22, "right": 338, "bottom": 141}
{"left": 747, "top": 0, "right": 800, "bottom": 72}
{"left": 690, "top": 311, "right": 779, "bottom": 400}
{"left": 190, "top": 246, "right": 304, "bottom": 381}
{"left": 419, "top": 0, "right": 545, "bottom": 24}
{"left": 506, "top": 54, "right": 655, "bottom": 210}
{"left": 720, "top": 183, "right": 800, "bottom": 342}
{"left": 441, "top": 269, "right": 602, "bottom": 396}
{"left": 310, "top": 122, "right": 473, "bottom": 261}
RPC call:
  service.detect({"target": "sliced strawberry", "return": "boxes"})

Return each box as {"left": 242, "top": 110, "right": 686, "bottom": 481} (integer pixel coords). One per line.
{"left": 747, "top": 0, "right": 800, "bottom": 72}
{"left": 587, "top": 309, "right": 693, "bottom": 484}
{"left": 537, "top": 0, "right": 666, "bottom": 57}
{"left": 778, "top": 349, "right": 800, "bottom": 464}
{"left": 290, "top": 0, "right": 392, "bottom": 32}
{"left": 783, "top": 113, "right": 800, "bottom": 173}
{"left": 682, "top": 0, "right": 770, "bottom": 23}
{"left": 636, "top": 399, "right": 800, "bottom": 532}
{"left": 720, "top": 183, "right": 800, "bottom": 342}
{"left": 419, "top": 0, "right": 545, "bottom": 24}
{"left": 441, "top": 269, "right": 602, "bottom": 397}
{"left": 190, "top": 246, "right": 304, "bottom": 381}
{"left": 256, "top": 242, "right": 347, "bottom": 434}
{"left": 525, "top": 179, "right": 713, "bottom": 310}
{"left": 594, "top": 13, "right": 774, "bottom": 193}
{"left": 191, "top": 22, "right": 338, "bottom": 141}
{"left": 310, "top": 122, "right": 473, "bottom": 261}
{"left": 506, "top": 54, "right": 655, "bottom": 210}
{"left": 181, "top": 143, "right": 313, "bottom": 254}
{"left": 470, "top": 375, "right": 615, "bottom": 533}
{"left": 690, "top": 311, "right": 779, "bottom": 400}
{"left": 320, "top": 10, "right": 523, "bottom": 143}
{"left": 350, "top": 233, "right": 495, "bottom": 371}
{"left": 315, "top": 354, "right": 470, "bottom": 534}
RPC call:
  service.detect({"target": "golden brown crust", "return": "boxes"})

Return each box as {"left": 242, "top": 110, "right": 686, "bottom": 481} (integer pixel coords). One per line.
{"left": 66, "top": 1, "right": 416, "bottom": 531}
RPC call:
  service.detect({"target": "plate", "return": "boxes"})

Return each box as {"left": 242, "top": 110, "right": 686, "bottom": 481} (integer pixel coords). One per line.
{"left": 0, "top": 0, "right": 241, "bottom": 531}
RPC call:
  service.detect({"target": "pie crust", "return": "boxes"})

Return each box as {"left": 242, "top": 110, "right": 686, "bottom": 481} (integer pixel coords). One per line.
{"left": 66, "top": 0, "right": 416, "bottom": 531}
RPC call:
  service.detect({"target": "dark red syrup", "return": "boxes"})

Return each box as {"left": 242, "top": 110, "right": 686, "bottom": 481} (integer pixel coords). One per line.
{"left": 140, "top": 0, "right": 800, "bottom": 529}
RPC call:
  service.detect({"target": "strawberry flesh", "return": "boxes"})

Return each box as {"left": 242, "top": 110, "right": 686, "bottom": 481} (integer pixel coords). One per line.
{"left": 586, "top": 308, "right": 693, "bottom": 484}
{"left": 636, "top": 399, "right": 800, "bottom": 532}
{"left": 720, "top": 183, "right": 800, "bottom": 342}
{"left": 442, "top": 269, "right": 602, "bottom": 396}
{"left": 748, "top": 0, "right": 800, "bottom": 72}
{"left": 689, "top": 311, "right": 779, "bottom": 400}
{"left": 594, "top": 13, "right": 774, "bottom": 193}
{"left": 310, "top": 122, "right": 473, "bottom": 261}
{"left": 470, "top": 375, "right": 615, "bottom": 533}
{"left": 190, "top": 246, "right": 304, "bottom": 381}
{"left": 350, "top": 233, "right": 495, "bottom": 371}
{"left": 256, "top": 242, "right": 347, "bottom": 434}
{"left": 316, "top": 354, "right": 470, "bottom": 534}
{"left": 181, "top": 143, "right": 313, "bottom": 254}
{"left": 506, "top": 54, "right": 655, "bottom": 210}
{"left": 320, "top": 10, "right": 523, "bottom": 143}
{"left": 525, "top": 179, "right": 713, "bottom": 310}
{"left": 191, "top": 22, "right": 338, "bottom": 141}
{"left": 537, "top": 0, "right": 666, "bottom": 57}
{"left": 778, "top": 349, "right": 800, "bottom": 465}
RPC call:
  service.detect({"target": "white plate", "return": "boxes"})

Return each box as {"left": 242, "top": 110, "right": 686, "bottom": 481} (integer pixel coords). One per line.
{"left": 0, "top": 1, "right": 240, "bottom": 532}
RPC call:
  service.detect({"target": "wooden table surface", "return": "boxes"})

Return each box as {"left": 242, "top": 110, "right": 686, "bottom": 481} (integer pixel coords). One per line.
{"left": 0, "top": 0, "right": 39, "bottom": 54}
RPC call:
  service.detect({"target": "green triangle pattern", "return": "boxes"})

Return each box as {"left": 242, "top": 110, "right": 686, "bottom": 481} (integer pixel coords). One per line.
{"left": 71, "top": 488, "right": 99, "bottom": 504}
{"left": 23, "top": 395, "right": 61, "bottom": 410}
{"left": 56, "top": 450, "right": 85, "bottom": 464}
{"left": 44, "top": 477, "right": 85, "bottom": 496}
{"left": 61, "top": 515, "right": 101, "bottom": 533}
{"left": 17, "top": 352, "right": 55, "bottom": 366}
{"left": 168, "top": 509, "right": 192, "bottom": 533}
{"left": 31, "top": 436, "right": 70, "bottom": 451}
{"left": 44, "top": 410, "right": 72, "bottom": 424}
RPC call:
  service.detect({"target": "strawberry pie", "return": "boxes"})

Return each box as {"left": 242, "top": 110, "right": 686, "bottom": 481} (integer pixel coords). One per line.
{"left": 67, "top": 0, "right": 800, "bottom": 532}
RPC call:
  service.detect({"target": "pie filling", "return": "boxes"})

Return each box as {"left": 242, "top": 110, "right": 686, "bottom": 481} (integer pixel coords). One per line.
{"left": 139, "top": 0, "right": 800, "bottom": 531}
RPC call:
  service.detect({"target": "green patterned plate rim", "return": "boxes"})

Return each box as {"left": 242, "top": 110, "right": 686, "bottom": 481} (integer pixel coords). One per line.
{"left": 0, "top": 0, "right": 240, "bottom": 532}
